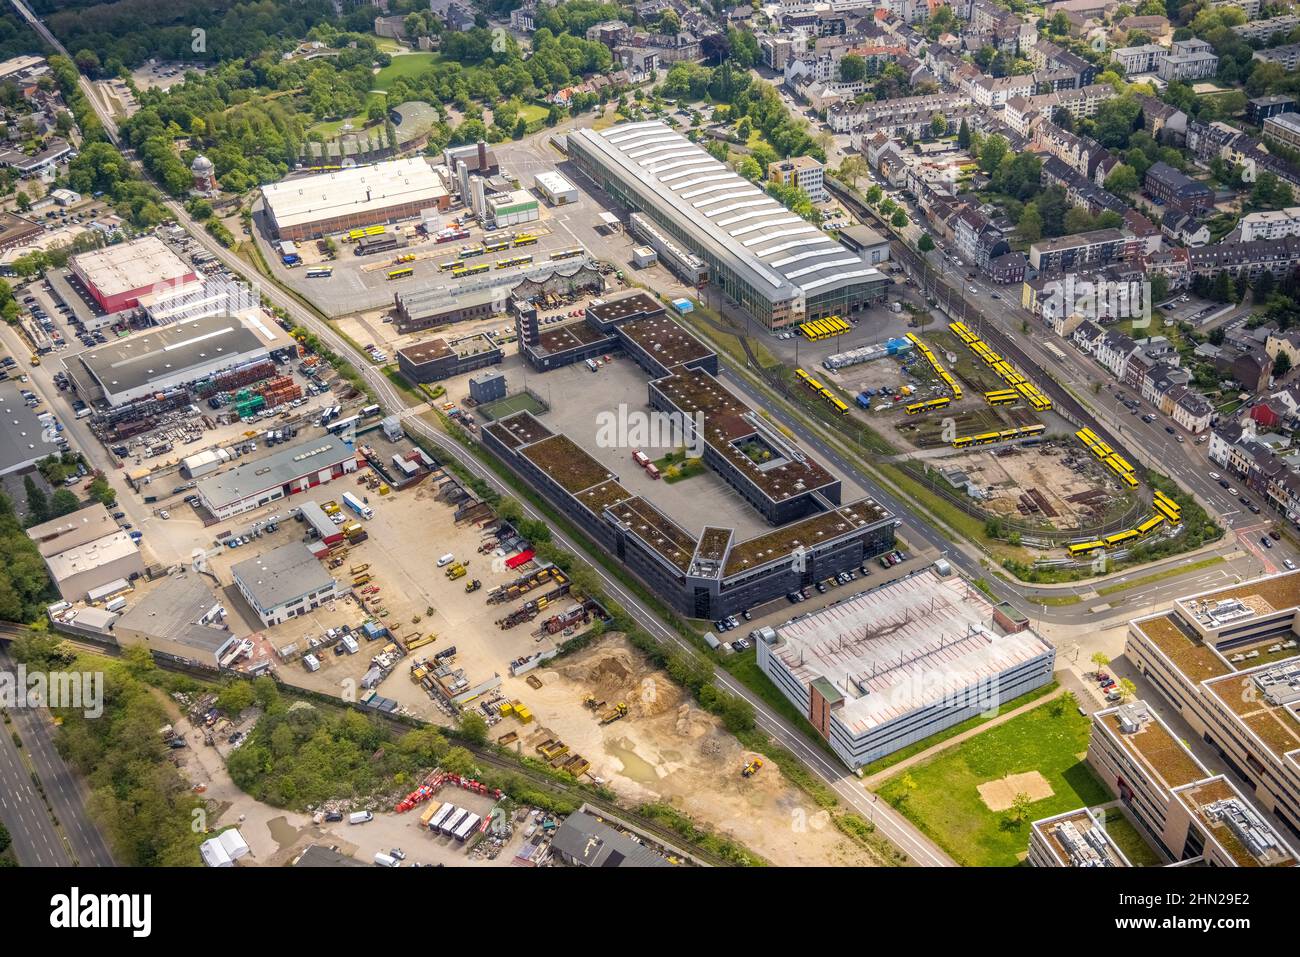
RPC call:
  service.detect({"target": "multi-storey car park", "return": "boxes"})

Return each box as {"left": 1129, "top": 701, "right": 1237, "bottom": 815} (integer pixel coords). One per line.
{"left": 755, "top": 566, "right": 1056, "bottom": 768}
{"left": 1125, "top": 569, "right": 1300, "bottom": 841}
{"left": 1075, "top": 700, "right": 1297, "bottom": 867}
{"left": 482, "top": 293, "right": 895, "bottom": 619}
{"left": 567, "top": 121, "right": 889, "bottom": 328}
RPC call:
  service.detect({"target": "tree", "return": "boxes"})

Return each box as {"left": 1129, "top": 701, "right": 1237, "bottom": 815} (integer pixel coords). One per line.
{"left": 1118, "top": 678, "right": 1137, "bottom": 702}
{"left": 23, "top": 475, "right": 48, "bottom": 526}
{"left": 48, "top": 488, "right": 80, "bottom": 519}
{"left": 1091, "top": 652, "right": 1110, "bottom": 674}
{"left": 978, "top": 134, "right": 1009, "bottom": 174}
{"left": 1275, "top": 351, "right": 1293, "bottom": 377}
{"left": 87, "top": 476, "right": 116, "bottom": 507}
{"left": 930, "top": 113, "right": 947, "bottom": 138}
{"left": 216, "top": 681, "right": 255, "bottom": 716}
{"left": 15, "top": 191, "right": 29, "bottom": 212}
{"left": 918, "top": 233, "right": 935, "bottom": 252}
{"left": 891, "top": 209, "right": 908, "bottom": 228}
{"left": 1105, "top": 163, "right": 1139, "bottom": 195}
{"left": 1008, "top": 791, "right": 1032, "bottom": 826}
{"left": 458, "top": 711, "right": 488, "bottom": 745}
{"left": 839, "top": 54, "right": 866, "bottom": 82}
{"left": 1018, "top": 203, "right": 1043, "bottom": 243}
{"left": 957, "top": 117, "right": 970, "bottom": 148}
{"left": 73, "top": 49, "right": 101, "bottom": 77}
{"left": 866, "top": 185, "right": 883, "bottom": 205}
{"left": 440, "top": 746, "right": 476, "bottom": 777}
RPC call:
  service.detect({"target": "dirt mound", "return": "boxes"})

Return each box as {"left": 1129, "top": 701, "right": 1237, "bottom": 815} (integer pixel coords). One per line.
{"left": 559, "top": 648, "right": 638, "bottom": 690}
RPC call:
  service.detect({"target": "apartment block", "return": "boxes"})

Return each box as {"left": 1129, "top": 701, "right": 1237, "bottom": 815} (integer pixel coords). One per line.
{"left": 1126, "top": 570, "right": 1300, "bottom": 839}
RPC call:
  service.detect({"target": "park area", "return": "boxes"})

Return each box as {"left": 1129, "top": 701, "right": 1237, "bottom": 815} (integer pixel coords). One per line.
{"left": 875, "top": 698, "right": 1112, "bottom": 866}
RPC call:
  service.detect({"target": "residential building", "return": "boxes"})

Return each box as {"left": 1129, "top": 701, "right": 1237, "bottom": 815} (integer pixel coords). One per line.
{"left": 1254, "top": 43, "right": 1300, "bottom": 72}
{"left": 1263, "top": 111, "right": 1300, "bottom": 151}
{"left": 1240, "top": 207, "right": 1300, "bottom": 243}
{"left": 1246, "top": 95, "right": 1297, "bottom": 127}
{"left": 1027, "top": 228, "right": 1129, "bottom": 273}
{"left": 768, "top": 155, "right": 827, "bottom": 203}
{"left": 1144, "top": 161, "right": 1213, "bottom": 219}
{"left": 1111, "top": 44, "right": 1165, "bottom": 76}
{"left": 1233, "top": 16, "right": 1300, "bottom": 44}
{"left": 1157, "top": 38, "right": 1218, "bottom": 82}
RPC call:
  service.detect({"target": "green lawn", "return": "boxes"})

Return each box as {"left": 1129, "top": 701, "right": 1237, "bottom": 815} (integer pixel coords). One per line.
{"left": 373, "top": 52, "right": 439, "bottom": 90}
{"left": 518, "top": 103, "right": 549, "bottom": 125}
{"left": 877, "top": 699, "right": 1110, "bottom": 866}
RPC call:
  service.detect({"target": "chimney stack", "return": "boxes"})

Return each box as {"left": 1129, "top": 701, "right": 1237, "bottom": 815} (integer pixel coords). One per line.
{"left": 477, "top": 139, "right": 487, "bottom": 171}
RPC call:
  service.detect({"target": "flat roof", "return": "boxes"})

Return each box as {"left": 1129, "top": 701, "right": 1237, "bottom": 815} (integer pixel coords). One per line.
{"left": 769, "top": 568, "right": 1054, "bottom": 734}
{"left": 29, "top": 503, "right": 118, "bottom": 557}
{"left": 72, "top": 236, "right": 193, "bottom": 298}
{"left": 115, "top": 572, "right": 231, "bottom": 654}
{"left": 587, "top": 290, "right": 664, "bottom": 324}
{"left": 78, "top": 313, "right": 278, "bottom": 398}
{"left": 231, "top": 541, "right": 336, "bottom": 611}
{"left": 1030, "top": 228, "right": 1125, "bottom": 253}
{"left": 1174, "top": 777, "right": 1297, "bottom": 867}
{"left": 618, "top": 313, "right": 713, "bottom": 368}
{"left": 570, "top": 122, "right": 883, "bottom": 302}
{"left": 724, "top": 502, "right": 885, "bottom": 576}
{"left": 652, "top": 368, "right": 837, "bottom": 502}
{"left": 1205, "top": 663, "right": 1300, "bottom": 765}
{"left": 1032, "top": 808, "right": 1131, "bottom": 866}
{"left": 45, "top": 532, "right": 140, "bottom": 583}
{"left": 197, "top": 436, "right": 356, "bottom": 508}
{"left": 0, "top": 381, "right": 60, "bottom": 476}
{"left": 1099, "top": 703, "right": 1207, "bottom": 791}
{"left": 535, "top": 170, "right": 576, "bottom": 192}
{"left": 262, "top": 158, "right": 448, "bottom": 230}
{"left": 607, "top": 496, "right": 698, "bottom": 573}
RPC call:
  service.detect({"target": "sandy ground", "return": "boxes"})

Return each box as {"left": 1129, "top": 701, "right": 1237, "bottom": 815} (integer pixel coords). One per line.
{"left": 496, "top": 635, "right": 880, "bottom": 867}
{"left": 977, "top": 771, "right": 1054, "bottom": 812}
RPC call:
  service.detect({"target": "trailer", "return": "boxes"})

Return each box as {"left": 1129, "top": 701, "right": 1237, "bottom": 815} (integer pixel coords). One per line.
{"left": 419, "top": 801, "right": 444, "bottom": 827}
{"left": 452, "top": 812, "right": 481, "bottom": 842}
{"left": 427, "top": 802, "right": 457, "bottom": 831}
{"left": 440, "top": 807, "right": 469, "bottom": 835}
{"left": 342, "top": 491, "right": 373, "bottom": 520}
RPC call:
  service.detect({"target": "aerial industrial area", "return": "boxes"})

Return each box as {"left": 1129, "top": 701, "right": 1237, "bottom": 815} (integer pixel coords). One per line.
{"left": 0, "top": 0, "right": 1297, "bottom": 910}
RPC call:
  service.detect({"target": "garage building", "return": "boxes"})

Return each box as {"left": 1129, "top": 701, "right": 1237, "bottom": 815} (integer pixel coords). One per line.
{"left": 196, "top": 436, "right": 359, "bottom": 520}
{"left": 534, "top": 170, "right": 578, "bottom": 205}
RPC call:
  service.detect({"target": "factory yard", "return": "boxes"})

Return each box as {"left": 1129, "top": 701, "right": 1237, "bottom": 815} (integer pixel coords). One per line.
{"left": 494, "top": 636, "right": 881, "bottom": 868}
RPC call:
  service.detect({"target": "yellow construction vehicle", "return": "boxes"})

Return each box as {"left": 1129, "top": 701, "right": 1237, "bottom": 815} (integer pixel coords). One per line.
{"left": 742, "top": 758, "right": 763, "bottom": 778}
{"left": 599, "top": 702, "right": 628, "bottom": 725}
{"left": 349, "top": 563, "right": 369, "bottom": 575}
{"left": 465, "top": 579, "right": 481, "bottom": 593}
{"left": 406, "top": 632, "right": 436, "bottom": 651}
{"left": 446, "top": 564, "right": 467, "bottom": 581}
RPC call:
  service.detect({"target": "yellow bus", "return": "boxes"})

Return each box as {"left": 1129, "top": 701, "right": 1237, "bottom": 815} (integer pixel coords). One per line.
{"left": 1103, "top": 529, "right": 1140, "bottom": 548}
{"left": 1118, "top": 472, "right": 1139, "bottom": 489}
{"left": 1068, "top": 540, "right": 1105, "bottom": 557}
{"left": 1153, "top": 499, "right": 1181, "bottom": 523}
{"left": 1017, "top": 424, "right": 1046, "bottom": 438}
{"left": 818, "top": 387, "right": 835, "bottom": 402}
{"left": 387, "top": 267, "right": 414, "bottom": 280}
{"left": 830, "top": 397, "right": 850, "bottom": 415}
{"left": 1137, "top": 514, "right": 1165, "bottom": 535}
{"left": 794, "top": 368, "right": 812, "bottom": 385}
{"left": 805, "top": 375, "right": 824, "bottom": 392}
{"left": 483, "top": 239, "right": 511, "bottom": 253}
{"left": 346, "top": 228, "right": 366, "bottom": 242}
{"left": 906, "top": 397, "right": 952, "bottom": 414}
{"left": 1153, "top": 490, "right": 1181, "bottom": 513}
{"left": 551, "top": 247, "right": 584, "bottom": 261}
{"left": 984, "top": 389, "right": 1018, "bottom": 406}
{"left": 459, "top": 245, "right": 485, "bottom": 259}
{"left": 972, "top": 431, "right": 1002, "bottom": 445}
{"left": 393, "top": 253, "right": 415, "bottom": 264}
{"left": 1078, "top": 427, "right": 1100, "bottom": 446}
{"left": 496, "top": 255, "right": 533, "bottom": 269}
{"left": 364, "top": 224, "right": 386, "bottom": 236}
{"left": 952, "top": 435, "right": 975, "bottom": 449}
{"left": 438, "top": 260, "right": 459, "bottom": 272}
{"left": 512, "top": 234, "right": 538, "bottom": 247}
{"left": 452, "top": 262, "right": 490, "bottom": 278}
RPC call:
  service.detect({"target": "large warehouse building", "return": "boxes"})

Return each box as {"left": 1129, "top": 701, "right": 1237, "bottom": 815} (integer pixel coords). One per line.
{"left": 568, "top": 121, "right": 889, "bottom": 328}
{"left": 195, "top": 435, "right": 359, "bottom": 519}
{"left": 261, "top": 158, "right": 450, "bottom": 240}
{"left": 70, "top": 236, "right": 198, "bottom": 313}
{"left": 71, "top": 311, "right": 294, "bottom": 408}
{"left": 756, "top": 566, "right": 1056, "bottom": 769}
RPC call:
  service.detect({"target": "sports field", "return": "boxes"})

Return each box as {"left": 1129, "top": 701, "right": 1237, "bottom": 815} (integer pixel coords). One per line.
{"left": 478, "top": 391, "right": 548, "bottom": 421}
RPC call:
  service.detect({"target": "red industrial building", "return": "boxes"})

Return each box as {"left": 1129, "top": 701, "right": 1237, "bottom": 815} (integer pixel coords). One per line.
{"left": 71, "top": 236, "right": 197, "bottom": 313}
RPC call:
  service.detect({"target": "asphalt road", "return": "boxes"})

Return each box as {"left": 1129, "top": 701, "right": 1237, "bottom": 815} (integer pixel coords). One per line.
{"left": 0, "top": 648, "right": 116, "bottom": 866}
{"left": 0, "top": 704, "right": 69, "bottom": 866}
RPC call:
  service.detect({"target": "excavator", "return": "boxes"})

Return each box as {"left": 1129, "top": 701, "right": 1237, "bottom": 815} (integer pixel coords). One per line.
{"left": 742, "top": 758, "right": 763, "bottom": 778}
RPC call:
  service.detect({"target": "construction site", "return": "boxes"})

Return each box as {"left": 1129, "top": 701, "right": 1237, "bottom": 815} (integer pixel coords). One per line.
{"left": 485, "top": 636, "right": 885, "bottom": 867}
{"left": 936, "top": 437, "right": 1141, "bottom": 534}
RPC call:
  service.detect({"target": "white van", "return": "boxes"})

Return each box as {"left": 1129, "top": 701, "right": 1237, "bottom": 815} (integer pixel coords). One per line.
{"left": 349, "top": 811, "right": 373, "bottom": 825}
{"left": 373, "top": 852, "right": 399, "bottom": 867}
{"left": 103, "top": 596, "right": 127, "bottom": 613}
{"left": 436, "top": 553, "right": 455, "bottom": 567}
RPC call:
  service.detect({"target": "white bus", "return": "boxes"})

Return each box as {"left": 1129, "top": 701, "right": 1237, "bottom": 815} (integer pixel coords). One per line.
{"left": 307, "top": 267, "right": 333, "bottom": 278}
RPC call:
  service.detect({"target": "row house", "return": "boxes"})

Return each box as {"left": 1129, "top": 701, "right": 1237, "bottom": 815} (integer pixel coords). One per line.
{"left": 827, "top": 91, "right": 969, "bottom": 133}
{"left": 850, "top": 103, "right": 983, "bottom": 145}
{"left": 1165, "top": 384, "right": 1213, "bottom": 434}
{"left": 1265, "top": 329, "right": 1300, "bottom": 370}
{"left": 1123, "top": 209, "right": 1163, "bottom": 256}
{"left": 954, "top": 206, "right": 1011, "bottom": 271}
{"left": 1038, "top": 156, "right": 1129, "bottom": 222}
{"left": 1094, "top": 330, "right": 1139, "bottom": 380}
{"left": 1003, "top": 84, "right": 1117, "bottom": 137}
{"left": 1187, "top": 236, "right": 1300, "bottom": 280}
{"left": 1032, "top": 121, "right": 1112, "bottom": 184}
